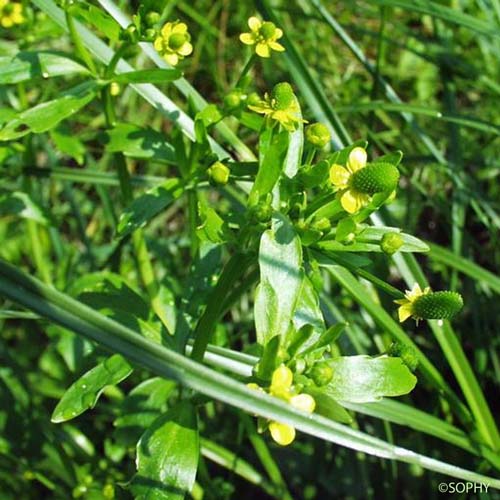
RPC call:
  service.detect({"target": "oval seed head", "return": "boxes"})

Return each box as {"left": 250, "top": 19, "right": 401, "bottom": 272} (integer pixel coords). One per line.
{"left": 259, "top": 21, "right": 277, "bottom": 40}
{"left": 169, "top": 32, "right": 188, "bottom": 50}
{"left": 208, "top": 161, "right": 230, "bottom": 185}
{"left": 381, "top": 232, "right": 404, "bottom": 255}
{"left": 305, "top": 123, "right": 331, "bottom": 148}
{"left": 388, "top": 342, "right": 419, "bottom": 372}
{"left": 350, "top": 162, "right": 400, "bottom": 195}
{"left": 271, "top": 82, "right": 295, "bottom": 110}
{"left": 412, "top": 291, "right": 464, "bottom": 320}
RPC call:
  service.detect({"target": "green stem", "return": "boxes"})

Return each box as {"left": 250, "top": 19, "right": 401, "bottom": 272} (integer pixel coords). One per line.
{"left": 64, "top": 8, "right": 97, "bottom": 74}
{"left": 235, "top": 53, "right": 257, "bottom": 89}
{"left": 191, "top": 252, "right": 253, "bottom": 362}
{"left": 26, "top": 220, "right": 52, "bottom": 286}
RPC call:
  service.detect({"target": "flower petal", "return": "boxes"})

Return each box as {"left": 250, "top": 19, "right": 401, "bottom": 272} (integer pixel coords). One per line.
{"left": 239, "top": 33, "right": 255, "bottom": 45}
{"left": 398, "top": 304, "right": 414, "bottom": 323}
{"left": 269, "top": 422, "right": 296, "bottom": 446}
{"left": 347, "top": 147, "right": 367, "bottom": 173}
{"left": 153, "top": 38, "right": 164, "bottom": 51}
{"left": 248, "top": 16, "right": 261, "bottom": 31}
{"left": 164, "top": 53, "right": 179, "bottom": 66}
{"left": 340, "top": 189, "right": 369, "bottom": 214}
{"left": 271, "top": 365, "right": 293, "bottom": 391}
{"left": 274, "top": 28, "right": 283, "bottom": 39}
{"left": 161, "top": 23, "right": 173, "bottom": 37}
{"left": 269, "top": 42, "right": 285, "bottom": 52}
{"left": 178, "top": 42, "right": 193, "bottom": 56}
{"left": 329, "top": 164, "right": 350, "bottom": 188}
{"left": 255, "top": 43, "right": 271, "bottom": 58}
{"left": 290, "top": 394, "right": 316, "bottom": 413}
{"left": 173, "top": 22, "right": 188, "bottom": 34}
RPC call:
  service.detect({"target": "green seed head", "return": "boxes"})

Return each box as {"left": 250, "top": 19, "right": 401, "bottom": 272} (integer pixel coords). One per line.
{"left": 309, "top": 362, "right": 334, "bottom": 387}
{"left": 381, "top": 232, "right": 404, "bottom": 255}
{"left": 271, "top": 82, "right": 295, "bottom": 110}
{"left": 208, "top": 161, "right": 230, "bottom": 185}
{"left": 259, "top": 21, "right": 277, "bottom": 40}
{"left": 169, "top": 32, "right": 188, "bottom": 50}
{"left": 305, "top": 123, "right": 331, "bottom": 148}
{"left": 412, "top": 291, "right": 464, "bottom": 320}
{"left": 350, "top": 162, "right": 400, "bottom": 195}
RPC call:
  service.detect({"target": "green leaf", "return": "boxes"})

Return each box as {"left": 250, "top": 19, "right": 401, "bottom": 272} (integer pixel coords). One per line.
{"left": 117, "top": 179, "right": 184, "bottom": 237}
{"left": 304, "top": 389, "right": 353, "bottom": 424}
{"left": 249, "top": 130, "right": 289, "bottom": 203}
{"left": 292, "top": 277, "right": 325, "bottom": 353}
{"left": 51, "top": 354, "right": 133, "bottom": 423}
{"left": 132, "top": 401, "right": 199, "bottom": 500}
{"left": 112, "top": 68, "right": 182, "bottom": 85}
{"left": 325, "top": 356, "right": 417, "bottom": 403}
{"left": 0, "top": 81, "right": 99, "bottom": 140}
{"left": 114, "top": 378, "right": 176, "bottom": 445}
{"left": 196, "top": 205, "right": 229, "bottom": 244}
{"left": 103, "top": 123, "right": 177, "bottom": 163}
{"left": 50, "top": 126, "right": 86, "bottom": 165}
{"left": 255, "top": 214, "right": 303, "bottom": 345}
{"left": 0, "top": 191, "right": 51, "bottom": 225}
{"left": 72, "top": 3, "right": 121, "bottom": 41}
{"left": 0, "top": 51, "right": 90, "bottom": 84}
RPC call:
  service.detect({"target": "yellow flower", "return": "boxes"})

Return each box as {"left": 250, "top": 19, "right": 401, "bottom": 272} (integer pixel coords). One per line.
{"left": 394, "top": 283, "right": 431, "bottom": 323}
{"left": 329, "top": 147, "right": 371, "bottom": 214}
{"left": 154, "top": 21, "right": 193, "bottom": 66}
{"left": 248, "top": 364, "right": 316, "bottom": 446}
{"left": 248, "top": 82, "right": 306, "bottom": 132}
{"left": 0, "top": 0, "right": 24, "bottom": 28}
{"left": 239, "top": 16, "right": 285, "bottom": 58}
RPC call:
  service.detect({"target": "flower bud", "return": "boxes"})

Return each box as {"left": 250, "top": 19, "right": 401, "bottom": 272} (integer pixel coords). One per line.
{"left": 412, "top": 291, "right": 463, "bottom": 320}
{"left": 309, "top": 362, "right": 333, "bottom": 387}
{"left": 350, "top": 162, "right": 400, "bottom": 195}
{"left": 207, "top": 161, "right": 230, "bottom": 185}
{"left": 381, "top": 232, "right": 404, "bottom": 255}
{"left": 246, "top": 92, "right": 261, "bottom": 107}
{"left": 305, "top": 123, "right": 331, "bottom": 148}
{"left": 145, "top": 11, "right": 160, "bottom": 27}
{"left": 224, "top": 90, "right": 243, "bottom": 110}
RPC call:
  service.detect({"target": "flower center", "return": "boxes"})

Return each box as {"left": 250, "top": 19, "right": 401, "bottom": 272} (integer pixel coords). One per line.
{"left": 168, "top": 33, "right": 187, "bottom": 50}
{"left": 259, "top": 22, "right": 276, "bottom": 40}
{"left": 271, "top": 82, "right": 295, "bottom": 110}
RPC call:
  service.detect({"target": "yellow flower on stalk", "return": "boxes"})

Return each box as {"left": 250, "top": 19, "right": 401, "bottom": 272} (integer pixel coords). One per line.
{"left": 329, "top": 147, "right": 400, "bottom": 214}
{"left": 394, "top": 283, "right": 431, "bottom": 323}
{"left": 154, "top": 21, "right": 193, "bottom": 66}
{"left": 239, "top": 16, "right": 285, "bottom": 58}
{"left": 248, "top": 82, "right": 306, "bottom": 132}
{"left": 248, "top": 364, "right": 316, "bottom": 446}
{"left": 0, "top": 0, "right": 24, "bottom": 28}
{"left": 329, "top": 147, "right": 371, "bottom": 214}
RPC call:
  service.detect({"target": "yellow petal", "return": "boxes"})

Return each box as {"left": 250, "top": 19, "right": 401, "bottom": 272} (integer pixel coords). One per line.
{"left": 271, "top": 365, "right": 293, "bottom": 391}
{"left": 248, "top": 104, "right": 272, "bottom": 115}
{"left": 269, "top": 42, "right": 285, "bottom": 52}
{"left": 178, "top": 42, "right": 193, "bottom": 56}
{"left": 164, "top": 53, "right": 179, "bottom": 66}
{"left": 290, "top": 394, "right": 316, "bottom": 413}
{"left": 329, "top": 164, "right": 350, "bottom": 188}
{"left": 394, "top": 298, "right": 409, "bottom": 306}
{"left": 153, "top": 38, "right": 164, "bottom": 51}
{"left": 269, "top": 422, "right": 295, "bottom": 446}
{"left": 239, "top": 33, "right": 255, "bottom": 45}
{"left": 173, "top": 22, "right": 188, "bottom": 34}
{"left": 347, "top": 147, "right": 367, "bottom": 173}
{"left": 340, "top": 189, "right": 363, "bottom": 214}
{"left": 398, "top": 304, "right": 414, "bottom": 323}
{"left": 248, "top": 16, "right": 261, "bottom": 31}
{"left": 275, "top": 28, "right": 283, "bottom": 39}
{"left": 161, "top": 23, "right": 173, "bottom": 37}
{"left": 255, "top": 43, "right": 271, "bottom": 58}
